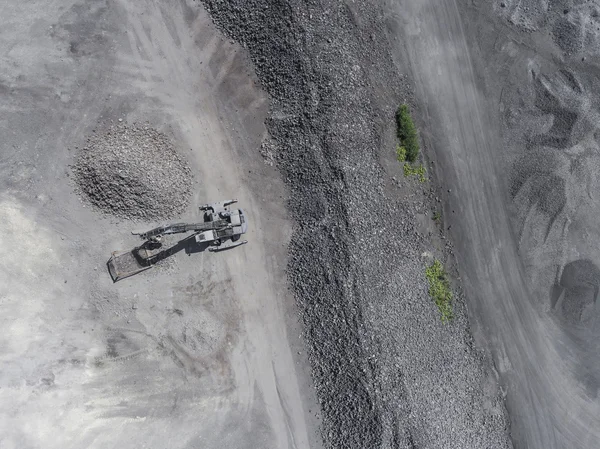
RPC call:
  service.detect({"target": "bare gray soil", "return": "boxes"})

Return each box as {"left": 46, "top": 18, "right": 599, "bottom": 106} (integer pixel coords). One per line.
{"left": 0, "top": 2, "right": 320, "bottom": 449}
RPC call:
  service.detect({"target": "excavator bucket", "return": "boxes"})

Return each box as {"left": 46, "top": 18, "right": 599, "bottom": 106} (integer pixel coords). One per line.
{"left": 107, "top": 249, "right": 152, "bottom": 282}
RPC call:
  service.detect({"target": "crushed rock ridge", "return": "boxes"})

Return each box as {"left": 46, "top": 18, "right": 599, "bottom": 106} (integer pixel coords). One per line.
{"left": 201, "top": 1, "right": 513, "bottom": 448}
{"left": 72, "top": 122, "right": 192, "bottom": 220}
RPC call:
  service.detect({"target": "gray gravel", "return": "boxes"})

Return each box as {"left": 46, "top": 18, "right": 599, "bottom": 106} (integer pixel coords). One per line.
{"left": 493, "top": 0, "right": 600, "bottom": 350}
{"left": 72, "top": 122, "right": 192, "bottom": 220}
{"left": 200, "top": 0, "right": 512, "bottom": 448}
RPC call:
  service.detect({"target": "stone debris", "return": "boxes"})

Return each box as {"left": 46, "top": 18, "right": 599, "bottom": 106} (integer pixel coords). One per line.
{"left": 72, "top": 122, "right": 192, "bottom": 220}
{"left": 201, "top": 1, "right": 512, "bottom": 448}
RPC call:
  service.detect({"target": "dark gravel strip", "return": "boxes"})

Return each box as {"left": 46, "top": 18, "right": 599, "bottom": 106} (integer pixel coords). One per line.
{"left": 199, "top": 1, "right": 513, "bottom": 448}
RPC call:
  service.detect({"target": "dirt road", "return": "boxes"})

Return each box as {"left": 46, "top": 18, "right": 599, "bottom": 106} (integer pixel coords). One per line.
{"left": 386, "top": 0, "right": 600, "bottom": 447}
{"left": 0, "top": 1, "right": 319, "bottom": 448}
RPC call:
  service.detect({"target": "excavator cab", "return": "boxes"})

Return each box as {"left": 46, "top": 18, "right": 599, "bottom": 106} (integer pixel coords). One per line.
{"left": 196, "top": 207, "right": 248, "bottom": 251}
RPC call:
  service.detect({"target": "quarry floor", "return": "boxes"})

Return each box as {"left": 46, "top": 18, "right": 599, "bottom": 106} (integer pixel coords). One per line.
{"left": 2, "top": 0, "right": 600, "bottom": 448}
{"left": 0, "top": 2, "right": 320, "bottom": 448}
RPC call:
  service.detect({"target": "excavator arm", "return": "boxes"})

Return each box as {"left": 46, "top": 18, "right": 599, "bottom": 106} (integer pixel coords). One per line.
{"left": 199, "top": 199, "right": 237, "bottom": 212}
{"left": 132, "top": 219, "right": 229, "bottom": 241}
{"left": 109, "top": 201, "right": 248, "bottom": 282}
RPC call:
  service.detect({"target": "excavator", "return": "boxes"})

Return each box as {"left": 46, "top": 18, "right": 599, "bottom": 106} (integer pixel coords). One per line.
{"left": 107, "top": 200, "right": 248, "bottom": 281}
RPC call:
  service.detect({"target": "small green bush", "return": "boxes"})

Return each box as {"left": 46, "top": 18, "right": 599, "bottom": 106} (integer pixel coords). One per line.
{"left": 432, "top": 211, "right": 441, "bottom": 222}
{"left": 396, "top": 104, "right": 420, "bottom": 162}
{"left": 425, "top": 259, "right": 453, "bottom": 322}
{"left": 403, "top": 163, "right": 426, "bottom": 182}
{"left": 396, "top": 145, "right": 406, "bottom": 162}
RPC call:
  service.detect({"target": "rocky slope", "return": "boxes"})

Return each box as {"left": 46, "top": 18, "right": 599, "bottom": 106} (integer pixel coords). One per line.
{"left": 200, "top": 1, "right": 513, "bottom": 447}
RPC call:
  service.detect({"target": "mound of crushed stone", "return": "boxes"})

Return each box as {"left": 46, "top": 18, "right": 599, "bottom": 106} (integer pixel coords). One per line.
{"left": 72, "top": 123, "right": 192, "bottom": 220}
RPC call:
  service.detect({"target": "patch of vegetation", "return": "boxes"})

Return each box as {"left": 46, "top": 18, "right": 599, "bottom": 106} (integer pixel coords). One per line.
{"left": 403, "top": 163, "right": 426, "bottom": 182}
{"left": 432, "top": 211, "right": 441, "bottom": 222}
{"left": 396, "top": 144, "right": 406, "bottom": 163}
{"left": 425, "top": 259, "right": 453, "bottom": 322}
{"left": 396, "top": 104, "right": 420, "bottom": 162}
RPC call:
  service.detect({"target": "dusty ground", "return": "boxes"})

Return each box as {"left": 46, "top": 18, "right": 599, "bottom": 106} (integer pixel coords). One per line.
{"left": 5, "top": 0, "right": 594, "bottom": 448}
{"left": 0, "top": 1, "right": 320, "bottom": 448}
{"left": 386, "top": 0, "right": 600, "bottom": 447}
{"left": 0, "top": 0, "right": 514, "bottom": 447}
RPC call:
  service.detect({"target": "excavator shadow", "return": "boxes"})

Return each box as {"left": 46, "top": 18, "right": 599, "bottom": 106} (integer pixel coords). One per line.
{"left": 107, "top": 235, "right": 211, "bottom": 283}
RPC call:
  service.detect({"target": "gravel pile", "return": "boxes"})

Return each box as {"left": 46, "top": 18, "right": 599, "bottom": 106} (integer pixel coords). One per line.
{"left": 493, "top": 2, "right": 600, "bottom": 404}
{"left": 494, "top": 0, "right": 600, "bottom": 56}
{"left": 72, "top": 123, "right": 192, "bottom": 220}
{"left": 201, "top": 1, "right": 512, "bottom": 448}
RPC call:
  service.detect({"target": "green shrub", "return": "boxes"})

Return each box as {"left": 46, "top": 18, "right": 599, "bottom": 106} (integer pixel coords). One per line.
{"left": 432, "top": 211, "right": 441, "bottom": 222}
{"left": 425, "top": 259, "right": 453, "bottom": 322}
{"left": 403, "top": 163, "right": 426, "bottom": 182}
{"left": 396, "top": 145, "right": 406, "bottom": 162}
{"left": 396, "top": 104, "right": 420, "bottom": 162}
